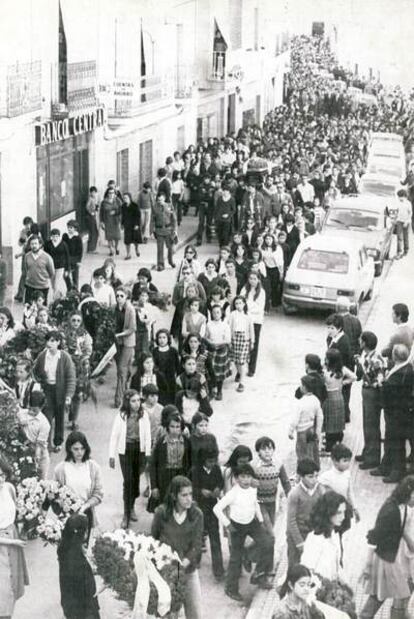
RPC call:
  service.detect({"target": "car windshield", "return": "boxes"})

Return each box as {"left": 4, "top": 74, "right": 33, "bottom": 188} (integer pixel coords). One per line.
{"left": 297, "top": 249, "right": 349, "bottom": 274}
{"left": 326, "top": 209, "right": 380, "bottom": 231}
{"left": 360, "top": 181, "right": 395, "bottom": 197}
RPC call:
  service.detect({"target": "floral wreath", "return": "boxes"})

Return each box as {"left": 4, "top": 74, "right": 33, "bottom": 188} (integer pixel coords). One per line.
{"left": 16, "top": 478, "right": 82, "bottom": 544}
{"left": 93, "top": 530, "right": 185, "bottom": 617}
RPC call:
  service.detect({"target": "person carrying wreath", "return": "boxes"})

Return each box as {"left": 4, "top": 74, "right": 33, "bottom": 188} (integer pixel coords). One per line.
{"left": 151, "top": 475, "right": 204, "bottom": 619}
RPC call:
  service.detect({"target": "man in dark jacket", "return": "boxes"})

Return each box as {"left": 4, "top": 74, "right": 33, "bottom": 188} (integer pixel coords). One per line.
{"left": 196, "top": 175, "right": 215, "bottom": 245}
{"left": 153, "top": 192, "right": 177, "bottom": 271}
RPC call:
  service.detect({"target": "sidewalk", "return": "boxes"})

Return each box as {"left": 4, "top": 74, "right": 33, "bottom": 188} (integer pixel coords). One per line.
{"left": 247, "top": 248, "right": 414, "bottom": 619}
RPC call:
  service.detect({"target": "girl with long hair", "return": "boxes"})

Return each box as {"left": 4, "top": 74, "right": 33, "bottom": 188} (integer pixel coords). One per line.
{"left": 130, "top": 353, "right": 168, "bottom": 403}
{"left": 58, "top": 513, "right": 100, "bottom": 619}
{"left": 152, "top": 329, "right": 180, "bottom": 404}
{"left": 273, "top": 564, "right": 324, "bottom": 619}
{"left": 322, "top": 349, "right": 356, "bottom": 452}
{"left": 108, "top": 390, "right": 151, "bottom": 528}
{"left": 151, "top": 476, "right": 203, "bottom": 619}
{"left": 240, "top": 271, "right": 266, "bottom": 377}
{"left": 54, "top": 432, "right": 104, "bottom": 542}
{"left": 229, "top": 295, "right": 255, "bottom": 393}
{"left": 301, "top": 491, "right": 348, "bottom": 580}
{"left": 181, "top": 333, "right": 209, "bottom": 380}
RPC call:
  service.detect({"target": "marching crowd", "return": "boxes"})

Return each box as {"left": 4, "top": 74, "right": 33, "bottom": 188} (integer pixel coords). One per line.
{"left": 2, "top": 33, "right": 414, "bottom": 619}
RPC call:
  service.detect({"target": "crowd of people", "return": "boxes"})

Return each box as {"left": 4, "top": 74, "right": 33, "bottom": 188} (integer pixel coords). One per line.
{"left": 2, "top": 33, "right": 414, "bottom": 619}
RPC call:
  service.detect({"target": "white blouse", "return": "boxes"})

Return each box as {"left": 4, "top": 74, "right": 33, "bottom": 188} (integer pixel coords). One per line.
{"left": 205, "top": 320, "right": 231, "bottom": 345}
{"left": 301, "top": 530, "right": 342, "bottom": 580}
{"left": 240, "top": 286, "right": 266, "bottom": 325}
{"left": 64, "top": 461, "right": 92, "bottom": 503}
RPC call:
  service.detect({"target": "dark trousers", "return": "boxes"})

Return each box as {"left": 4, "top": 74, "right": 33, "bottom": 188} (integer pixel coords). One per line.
{"left": 381, "top": 409, "right": 408, "bottom": 478}
{"left": 197, "top": 203, "right": 213, "bottom": 243}
{"left": 24, "top": 285, "right": 49, "bottom": 305}
{"left": 202, "top": 504, "right": 224, "bottom": 577}
{"left": 226, "top": 519, "right": 273, "bottom": 593}
{"left": 86, "top": 214, "right": 98, "bottom": 252}
{"left": 248, "top": 324, "right": 262, "bottom": 375}
{"left": 119, "top": 442, "right": 142, "bottom": 519}
{"left": 361, "top": 387, "right": 382, "bottom": 465}
{"left": 44, "top": 384, "right": 65, "bottom": 446}
{"left": 172, "top": 194, "right": 183, "bottom": 226}
{"left": 155, "top": 233, "right": 174, "bottom": 268}
{"left": 287, "top": 536, "right": 303, "bottom": 569}
{"left": 69, "top": 394, "right": 81, "bottom": 425}
{"left": 266, "top": 266, "right": 281, "bottom": 308}
{"left": 216, "top": 220, "right": 232, "bottom": 247}
{"left": 65, "top": 263, "right": 80, "bottom": 291}
{"left": 325, "top": 432, "right": 344, "bottom": 452}
{"left": 342, "top": 383, "right": 351, "bottom": 422}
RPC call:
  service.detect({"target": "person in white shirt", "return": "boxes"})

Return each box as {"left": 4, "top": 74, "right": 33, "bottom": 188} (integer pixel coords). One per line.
{"left": 261, "top": 233, "right": 284, "bottom": 311}
{"left": 213, "top": 463, "right": 274, "bottom": 600}
{"left": 319, "top": 443, "right": 359, "bottom": 523}
{"left": 395, "top": 189, "right": 412, "bottom": 258}
{"left": 289, "top": 375, "right": 323, "bottom": 467}
{"left": 240, "top": 271, "right": 266, "bottom": 377}
{"left": 92, "top": 267, "right": 115, "bottom": 307}
{"left": 297, "top": 175, "right": 315, "bottom": 206}
{"left": 204, "top": 305, "right": 231, "bottom": 400}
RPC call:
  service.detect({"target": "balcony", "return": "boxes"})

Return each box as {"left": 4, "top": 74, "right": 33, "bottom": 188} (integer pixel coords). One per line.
{"left": 175, "top": 65, "right": 195, "bottom": 99}
{"left": 0, "top": 61, "right": 42, "bottom": 118}
{"left": 210, "top": 51, "right": 226, "bottom": 81}
{"left": 102, "top": 74, "right": 174, "bottom": 121}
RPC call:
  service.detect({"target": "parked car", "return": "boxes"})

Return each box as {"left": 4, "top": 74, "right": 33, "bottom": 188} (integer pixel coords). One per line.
{"left": 321, "top": 195, "right": 393, "bottom": 276}
{"left": 358, "top": 173, "right": 399, "bottom": 199}
{"left": 282, "top": 235, "right": 375, "bottom": 314}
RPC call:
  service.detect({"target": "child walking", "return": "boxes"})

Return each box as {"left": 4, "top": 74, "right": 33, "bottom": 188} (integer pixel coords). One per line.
{"left": 17, "top": 391, "right": 50, "bottom": 480}
{"left": 214, "top": 463, "right": 274, "bottom": 600}
{"left": 141, "top": 383, "right": 163, "bottom": 498}
{"left": 190, "top": 446, "right": 225, "bottom": 581}
{"left": 204, "top": 304, "right": 231, "bottom": 400}
{"left": 289, "top": 375, "right": 323, "bottom": 466}
{"left": 229, "top": 296, "right": 255, "bottom": 393}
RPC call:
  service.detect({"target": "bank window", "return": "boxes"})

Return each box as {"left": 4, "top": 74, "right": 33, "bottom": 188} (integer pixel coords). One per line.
{"left": 117, "top": 149, "right": 129, "bottom": 193}
{"left": 49, "top": 140, "right": 75, "bottom": 220}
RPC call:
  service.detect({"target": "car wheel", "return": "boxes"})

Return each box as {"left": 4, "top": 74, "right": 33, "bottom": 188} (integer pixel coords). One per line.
{"left": 374, "top": 261, "right": 383, "bottom": 277}
{"left": 282, "top": 300, "right": 296, "bottom": 315}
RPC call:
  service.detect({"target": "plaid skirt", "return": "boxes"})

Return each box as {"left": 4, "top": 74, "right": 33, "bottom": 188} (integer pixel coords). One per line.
{"left": 231, "top": 332, "right": 250, "bottom": 366}
{"left": 208, "top": 344, "right": 232, "bottom": 382}
{"left": 323, "top": 389, "right": 345, "bottom": 434}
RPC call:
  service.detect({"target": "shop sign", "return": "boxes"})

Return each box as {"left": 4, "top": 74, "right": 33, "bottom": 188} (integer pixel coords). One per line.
{"left": 35, "top": 107, "right": 105, "bottom": 147}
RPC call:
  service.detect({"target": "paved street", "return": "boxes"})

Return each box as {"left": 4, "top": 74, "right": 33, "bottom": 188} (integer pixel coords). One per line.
{"left": 12, "top": 216, "right": 414, "bottom": 619}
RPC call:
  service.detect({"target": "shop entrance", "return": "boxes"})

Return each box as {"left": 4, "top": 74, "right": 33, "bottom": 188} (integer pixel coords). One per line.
{"left": 36, "top": 134, "right": 90, "bottom": 237}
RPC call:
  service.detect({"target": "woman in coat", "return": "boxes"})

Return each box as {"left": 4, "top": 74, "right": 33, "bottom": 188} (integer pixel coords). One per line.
{"left": 360, "top": 476, "right": 414, "bottom": 619}
{"left": 33, "top": 330, "right": 76, "bottom": 452}
{"left": 99, "top": 187, "right": 122, "bottom": 256}
{"left": 109, "top": 389, "right": 151, "bottom": 528}
{"left": 58, "top": 513, "right": 100, "bottom": 619}
{"left": 54, "top": 432, "right": 104, "bottom": 544}
{"left": 121, "top": 192, "right": 141, "bottom": 260}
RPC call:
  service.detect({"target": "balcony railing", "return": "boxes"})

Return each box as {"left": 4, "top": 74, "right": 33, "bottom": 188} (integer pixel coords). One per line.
{"left": 67, "top": 60, "right": 97, "bottom": 111}
{"left": 175, "top": 65, "right": 195, "bottom": 98}
{"left": 103, "top": 74, "right": 174, "bottom": 118}
{"left": 211, "top": 51, "right": 226, "bottom": 81}
{"left": 0, "top": 61, "right": 42, "bottom": 118}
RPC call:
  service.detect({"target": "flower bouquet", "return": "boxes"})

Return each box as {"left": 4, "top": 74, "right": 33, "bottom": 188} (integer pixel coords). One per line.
{"left": 16, "top": 479, "right": 83, "bottom": 544}
{"left": 49, "top": 291, "right": 81, "bottom": 325}
{"left": 311, "top": 574, "right": 357, "bottom": 619}
{"left": 93, "top": 530, "right": 185, "bottom": 617}
{"left": 16, "top": 477, "right": 46, "bottom": 538}
{"left": 0, "top": 390, "right": 37, "bottom": 483}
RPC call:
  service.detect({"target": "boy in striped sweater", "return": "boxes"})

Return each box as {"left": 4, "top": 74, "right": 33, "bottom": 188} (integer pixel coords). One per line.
{"left": 252, "top": 437, "right": 291, "bottom": 570}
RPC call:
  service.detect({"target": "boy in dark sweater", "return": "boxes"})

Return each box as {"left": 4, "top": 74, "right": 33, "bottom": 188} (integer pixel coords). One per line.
{"left": 286, "top": 458, "right": 324, "bottom": 568}
{"left": 62, "top": 220, "right": 83, "bottom": 290}
{"left": 190, "top": 446, "right": 224, "bottom": 581}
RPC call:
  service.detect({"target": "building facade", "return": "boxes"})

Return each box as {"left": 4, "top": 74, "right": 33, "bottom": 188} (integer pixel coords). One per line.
{"left": 0, "top": 0, "right": 290, "bottom": 284}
